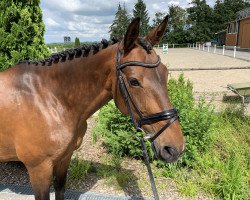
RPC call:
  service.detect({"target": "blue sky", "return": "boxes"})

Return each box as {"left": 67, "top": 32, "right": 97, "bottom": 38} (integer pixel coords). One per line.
{"left": 41, "top": 0, "right": 214, "bottom": 43}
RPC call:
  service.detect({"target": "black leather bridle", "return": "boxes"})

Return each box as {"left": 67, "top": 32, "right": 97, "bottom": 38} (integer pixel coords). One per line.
{"left": 115, "top": 48, "right": 180, "bottom": 200}
{"left": 116, "top": 48, "right": 179, "bottom": 142}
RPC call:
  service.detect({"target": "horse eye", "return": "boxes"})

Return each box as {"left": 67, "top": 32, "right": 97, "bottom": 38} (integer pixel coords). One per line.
{"left": 129, "top": 78, "right": 140, "bottom": 87}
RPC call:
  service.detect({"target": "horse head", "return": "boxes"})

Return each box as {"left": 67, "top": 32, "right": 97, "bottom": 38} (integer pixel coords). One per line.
{"left": 112, "top": 17, "right": 185, "bottom": 163}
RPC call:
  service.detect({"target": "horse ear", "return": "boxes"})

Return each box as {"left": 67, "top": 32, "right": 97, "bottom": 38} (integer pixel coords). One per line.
{"left": 146, "top": 15, "right": 169, "bottom": 46}
{"left": 123, "top": 17, "right": 140, "bottom": 53}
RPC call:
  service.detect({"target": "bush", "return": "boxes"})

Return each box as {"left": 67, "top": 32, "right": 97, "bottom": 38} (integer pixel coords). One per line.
{"left": 94, "top": 74, "right": 215, "bottom": 166}
{"left": 93, "top": 101, "right": 153, "bottom": 158}
{"left": 168, "top": 74, "right": 215, "bottom": 166}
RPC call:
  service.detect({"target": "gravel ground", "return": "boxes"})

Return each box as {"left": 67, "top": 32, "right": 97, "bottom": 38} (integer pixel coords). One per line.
{"left": 1, "top": 48, "right": 250, "bottom": 199}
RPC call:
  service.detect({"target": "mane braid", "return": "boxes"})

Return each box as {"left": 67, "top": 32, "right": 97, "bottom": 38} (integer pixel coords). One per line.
{"left": 17, "top": 37, "right": 121, "bottom": 66}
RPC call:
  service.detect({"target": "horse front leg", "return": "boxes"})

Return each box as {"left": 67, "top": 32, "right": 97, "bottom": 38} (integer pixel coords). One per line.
{"left": 27, "top": 160, "right": 53, "bottom": 200}
{"left": 53, "top": 153, "right": 72, "bottom": 200}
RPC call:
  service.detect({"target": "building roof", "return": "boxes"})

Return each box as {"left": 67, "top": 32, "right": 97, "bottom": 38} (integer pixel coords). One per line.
{"left": 237, "top": 7, "right": 250, "bottom": 20}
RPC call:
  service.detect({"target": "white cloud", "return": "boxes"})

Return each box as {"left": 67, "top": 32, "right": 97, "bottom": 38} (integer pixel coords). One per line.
{"left": 41, "top": 0, "right": 215, "bottom": 43}
{"left": 45, "top": 18, "right": 60, "bottom": 28}
{"left": 168, "top": 0, "right": 180, "bottom": 6}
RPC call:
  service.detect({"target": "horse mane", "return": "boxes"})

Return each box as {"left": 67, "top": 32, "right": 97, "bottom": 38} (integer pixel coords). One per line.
{"left": 18, "top": 37, "right": 120, "bottom": 66}
{"left": 18, "top": 37, "right": 152, "bottom": 66}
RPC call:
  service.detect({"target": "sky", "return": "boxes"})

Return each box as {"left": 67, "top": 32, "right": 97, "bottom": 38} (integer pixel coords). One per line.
{"left": 41, "top": 0, "right": 214, "bottom": 43}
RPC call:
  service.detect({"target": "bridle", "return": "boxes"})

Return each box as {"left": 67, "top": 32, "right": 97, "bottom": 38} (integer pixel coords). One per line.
{"left": 116, "top": 48, "right": 179, "bottom": 143}
{"left": 115, "top": 47, "right": 179, "bottom": 200}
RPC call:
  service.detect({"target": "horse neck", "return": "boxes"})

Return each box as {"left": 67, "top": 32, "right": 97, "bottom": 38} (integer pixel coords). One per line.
{"left": 49, "top": 45, "right": 116, "bottom": 120}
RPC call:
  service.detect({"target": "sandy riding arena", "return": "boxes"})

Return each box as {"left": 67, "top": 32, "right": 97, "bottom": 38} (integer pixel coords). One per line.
{"left": 156, "top": 48, "right": 250, "bottom": 93}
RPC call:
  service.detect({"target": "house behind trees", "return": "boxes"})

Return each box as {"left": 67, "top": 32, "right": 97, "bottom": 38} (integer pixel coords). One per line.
{"left": 226, "top": 7, "right": 250, "bottom": 48}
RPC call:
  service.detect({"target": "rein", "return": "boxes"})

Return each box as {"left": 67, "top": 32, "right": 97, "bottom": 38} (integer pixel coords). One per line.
{"left": 116, "top": 48, "right": 179, "bottom": 200}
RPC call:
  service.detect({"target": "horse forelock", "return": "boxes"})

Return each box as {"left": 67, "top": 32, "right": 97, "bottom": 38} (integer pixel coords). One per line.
{"left": 138, "top": 37, "right": 152, "bottom": 54}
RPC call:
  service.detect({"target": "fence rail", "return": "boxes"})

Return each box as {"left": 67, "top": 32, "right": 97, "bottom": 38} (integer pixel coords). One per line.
{"left": 187, "top": 43, "right": 250, "bottom": 61}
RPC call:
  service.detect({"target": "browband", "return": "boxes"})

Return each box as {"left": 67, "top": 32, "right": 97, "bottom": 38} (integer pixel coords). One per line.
{"left": 116, "top": 49, "right": 161, "bottom": 70}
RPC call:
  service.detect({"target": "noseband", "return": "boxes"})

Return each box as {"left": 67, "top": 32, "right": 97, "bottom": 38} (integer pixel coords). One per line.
{"left": 116, "top": 49, "right": 179, "bottom": 142}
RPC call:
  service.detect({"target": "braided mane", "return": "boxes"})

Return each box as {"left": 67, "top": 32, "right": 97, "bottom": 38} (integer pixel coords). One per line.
{"left": 18, "top": 38, "right": 120, "bottom": 66}
{"left": 18, "top": 37, "right": 152, "bottom": 66}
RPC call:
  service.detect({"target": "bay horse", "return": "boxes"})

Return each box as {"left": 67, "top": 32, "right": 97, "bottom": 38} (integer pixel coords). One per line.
{"left": 0, "top": 16, "right": 185, "bottom": 200}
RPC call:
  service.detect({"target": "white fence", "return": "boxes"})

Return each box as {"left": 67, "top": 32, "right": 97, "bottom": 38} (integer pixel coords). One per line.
{"left": 188, "top": 43, "right": 250, "bottom": 61}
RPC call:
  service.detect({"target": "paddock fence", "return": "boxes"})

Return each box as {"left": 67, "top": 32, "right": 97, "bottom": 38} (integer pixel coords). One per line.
{"left": 154, "top": 43, "right": 250, "bottom": 61}
{"left": 188, "top": 43, "right": 250, "bottom": 61}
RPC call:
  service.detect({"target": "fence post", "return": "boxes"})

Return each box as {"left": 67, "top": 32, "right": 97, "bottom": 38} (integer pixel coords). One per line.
{"left": 213, "top": 45, "right": 216, "bottom": 53}
{"left": 208, "top": 46, "right": 210, "bottom": 52}
{"left": 193, "top": 43, "right": 194, "bottom": 48}
{"left": 199, "top": 44, "right": 200, "bottom": 50}
{"left": 196, "top": 43, "right": 197, "bottom": 49}
{"left": 202, "top": 44, "right": 205, "bottom": 51}
{"left": 233, "top": 46, "right": 236, "bottom": 58}
{"left": 222, "top": 45, "right": 225, "bottom": 55}
{"left": 173, "top": 44, "right": 175, "bottom": 48}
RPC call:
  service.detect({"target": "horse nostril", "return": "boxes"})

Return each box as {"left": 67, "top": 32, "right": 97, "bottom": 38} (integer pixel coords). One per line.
{"left": 160, "top": 146, "right": 179, "bottom": 163}
{"left": 164, "top": 146, "right": 176, "bottom": 157}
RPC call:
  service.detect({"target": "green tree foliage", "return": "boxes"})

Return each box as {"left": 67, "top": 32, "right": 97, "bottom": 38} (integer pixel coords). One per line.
{"left": 166, "top": 5, "right": 194, "bottom": 44}
{"left": 187, "top": 0, "right": 214, "bottom": 42}
{"left": 133, "top": 0, "right": 150, "bottom": 36}
{"left": 169, "top": 5, "right": 186, "bottom": 32}
{"left": 109, "top": 3, "right": 130, "bottom": 39}
{"left": 0, "top": 0, "right": 50, "bottom": 71}
{"left": 74, "top": 37, "right": 80, "bottom": 47}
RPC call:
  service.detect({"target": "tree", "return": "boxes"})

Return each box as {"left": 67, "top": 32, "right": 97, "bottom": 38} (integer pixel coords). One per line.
{"left": 133, "top": 0, "right": 150, "bottom": 36}
{"left": 169, "top": 5, "right": 186, "bottom": 32}
{"left": 164, "top": 5, "right": 194, "bottom": 44}
{"left": 109, "top": 3, "right": 130, "bottom": 39}
{"left": 187, "top": 0, "right": 214, "bottom": 42}
{"left": 74, "top": 37, "right": 80, "bottom": 47}
{"left": 0, "top": 0, "right": 50, "bottom": 70}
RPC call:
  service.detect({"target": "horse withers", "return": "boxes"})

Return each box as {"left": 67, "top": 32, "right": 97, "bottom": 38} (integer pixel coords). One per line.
{"left": 0, "top": 16, "right": 185, "bottom": 200}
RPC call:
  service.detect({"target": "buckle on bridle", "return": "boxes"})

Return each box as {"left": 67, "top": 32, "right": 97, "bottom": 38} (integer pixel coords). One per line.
{"left": 136, "top": 127, "right": 152, "bottom": 140}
